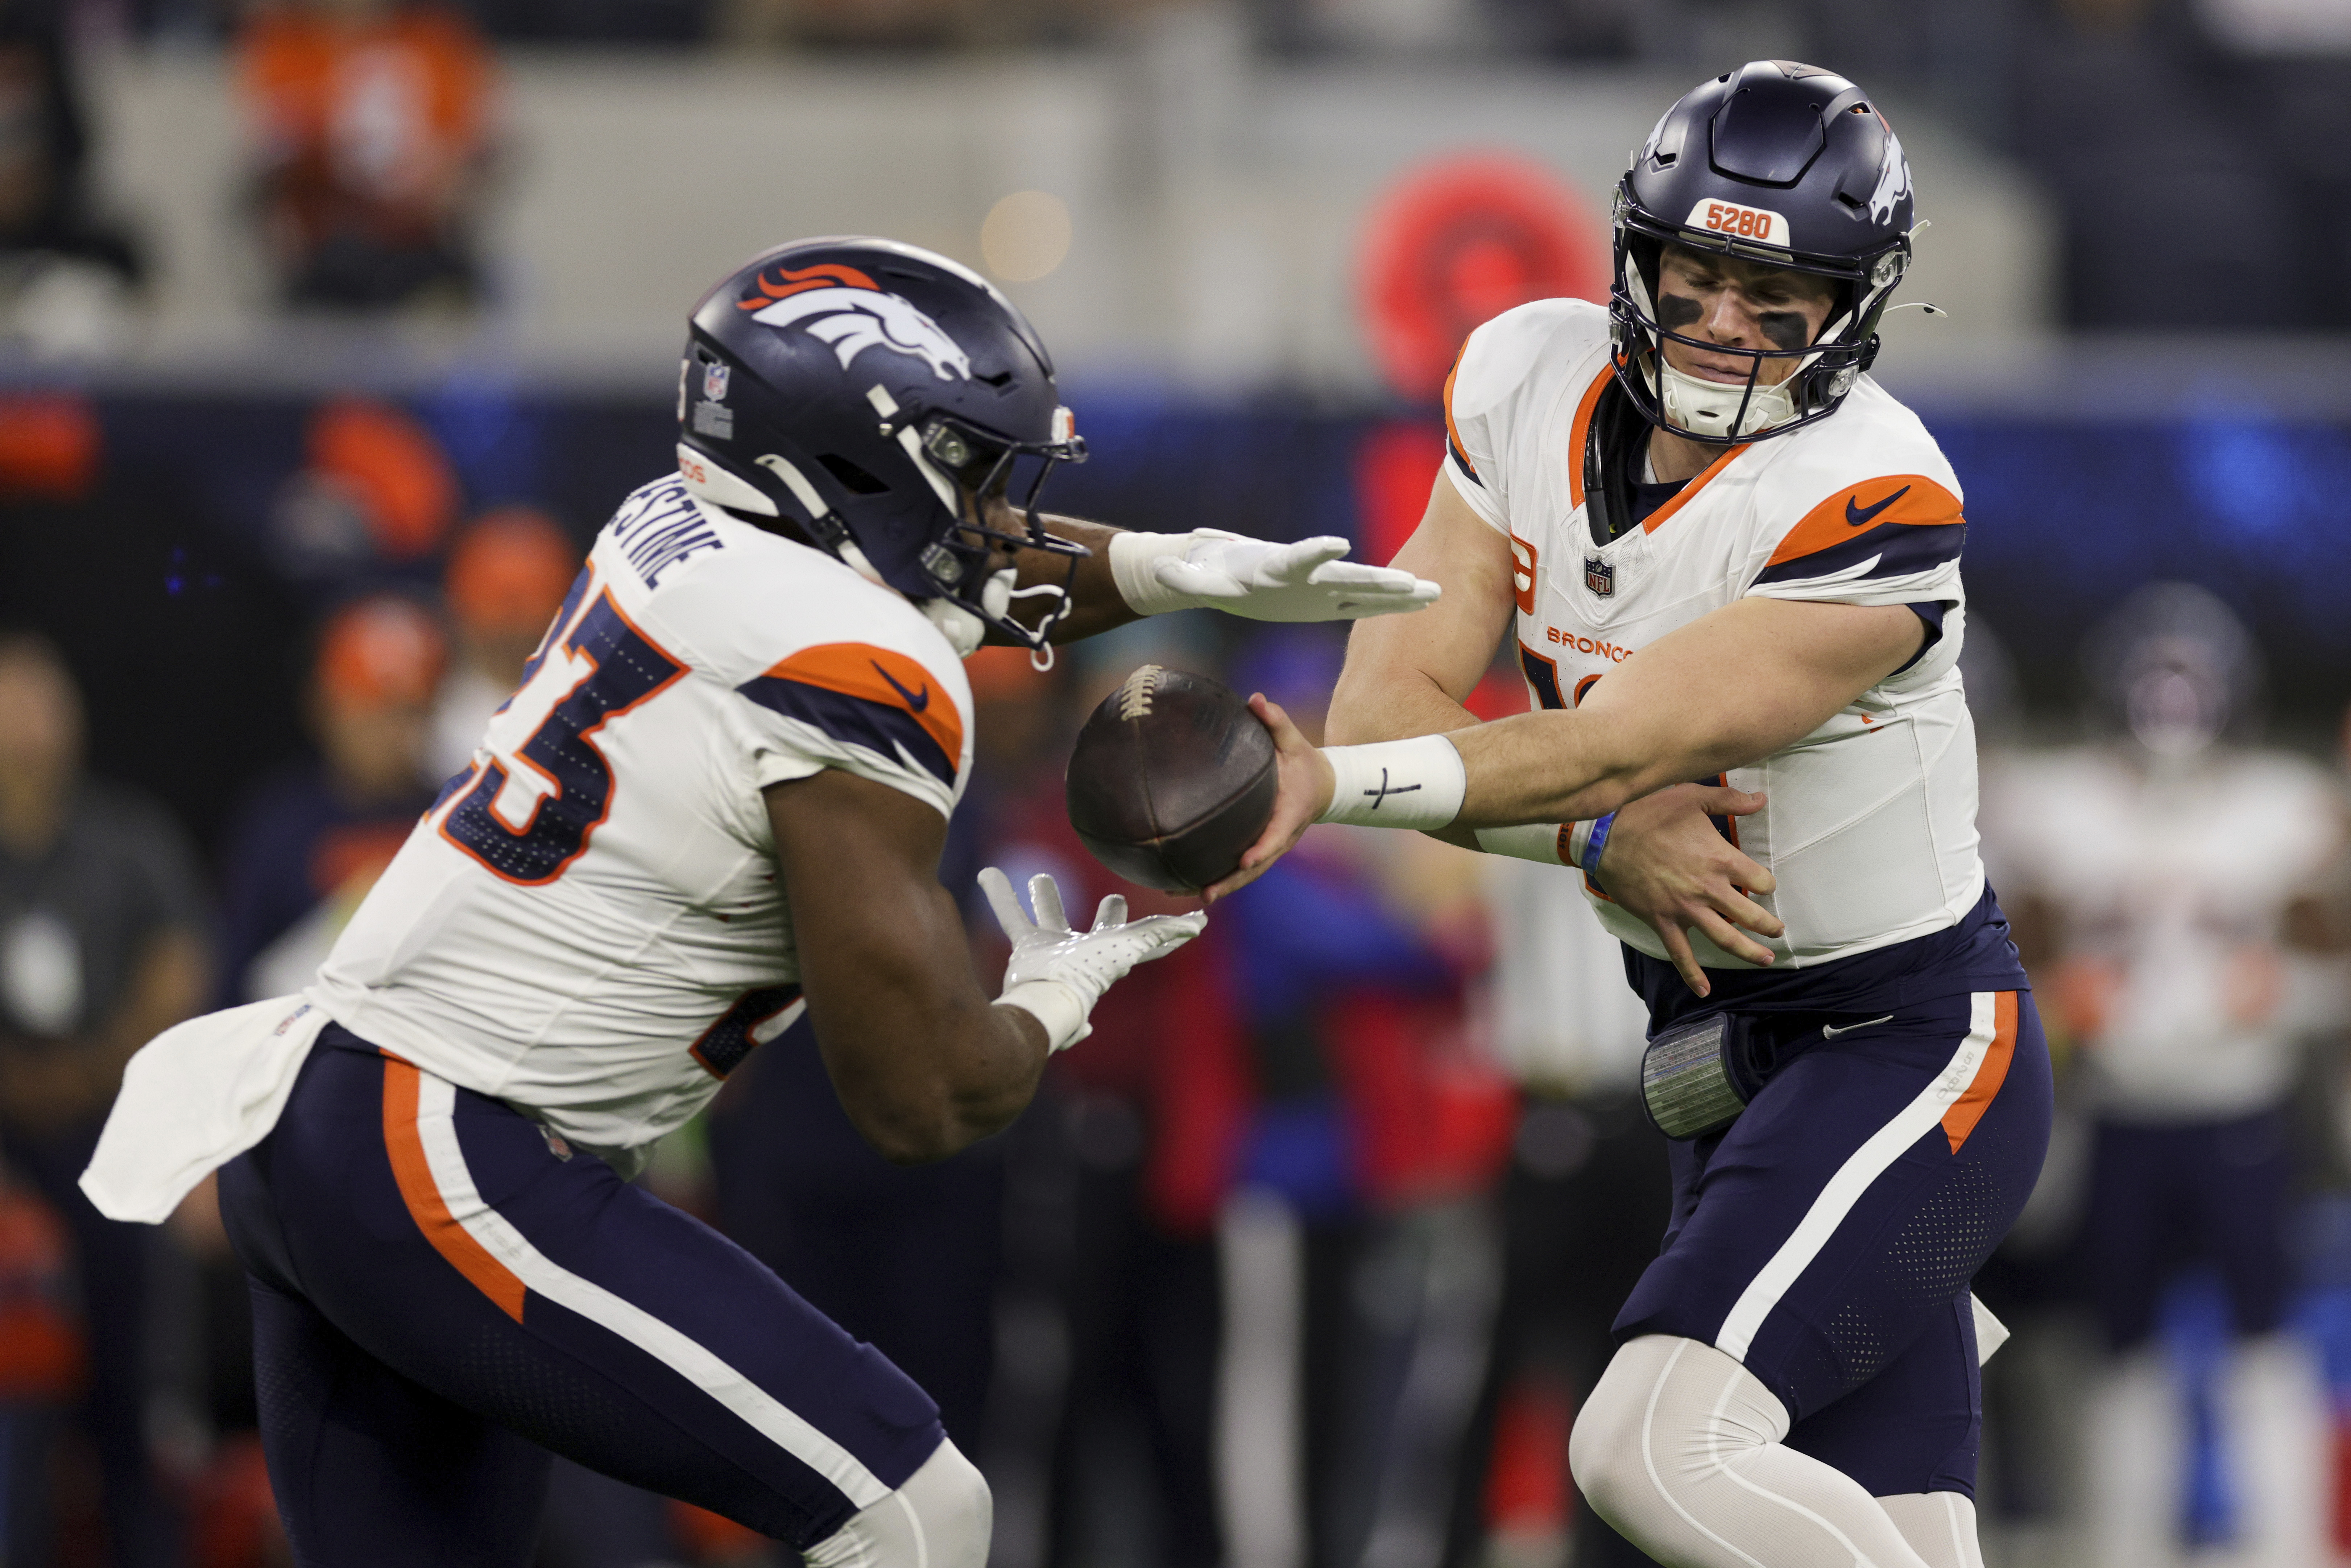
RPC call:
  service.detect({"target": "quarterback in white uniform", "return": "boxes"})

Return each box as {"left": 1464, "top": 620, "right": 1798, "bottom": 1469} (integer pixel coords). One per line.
{"left": 79, "top": 239, "right": 1454, "bottom": 1567}
{"left": 1223, "top": 63, "right": 2049, "bottom": 1568}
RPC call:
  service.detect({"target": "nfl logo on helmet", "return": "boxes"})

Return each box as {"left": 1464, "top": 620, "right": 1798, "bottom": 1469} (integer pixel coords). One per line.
{"left": 1585, "top": 555, "right": 1615, "bottom": 597}
{"left": 703, "top": 361, "right": 730, "bottom": 402}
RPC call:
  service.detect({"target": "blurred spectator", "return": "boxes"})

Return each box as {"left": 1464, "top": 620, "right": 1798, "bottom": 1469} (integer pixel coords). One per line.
{"left": 235, "top": 0, "right": 495, "bottom": 311}
{"left": 1195, "top": 628, "right": 1510, "bottom": 1568}
{"left": 1442, "top": 692, "right": 1663, "bottom": 1568}
{"left": 1992, "top": 584, "right": 2343, "bottom": 1567}
{"left": 219, "top": 594, "right": 445, "bottom": 1004}
{"left": 0, "top": 0, "right": 143, "bottom": 355}
{"left": 0, "top": 630, "right": 207, "bottom": 1568}
{"left": 271, "top": 398, "right": 463, "bottom": 582}
{"left": 430, "top": 505, "right": 580, "bottom": 781}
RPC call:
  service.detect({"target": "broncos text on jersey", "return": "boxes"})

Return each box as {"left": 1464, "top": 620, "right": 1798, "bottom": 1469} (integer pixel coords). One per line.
{"left": 308, "top": 475, "right": 974, "bottom": 1167}
{"left": 1446, "top": 299, "right": 1981, "bottom": 971}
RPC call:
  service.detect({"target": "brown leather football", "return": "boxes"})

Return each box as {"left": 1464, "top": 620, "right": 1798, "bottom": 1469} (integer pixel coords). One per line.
{"left": 1064, "top": 664, "right": 1279, "bottom": 893}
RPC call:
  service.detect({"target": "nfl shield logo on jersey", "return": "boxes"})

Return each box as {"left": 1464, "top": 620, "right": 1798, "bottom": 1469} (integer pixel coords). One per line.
{"left": 703, "top": 361, "right": 731, "bottom": 402}
{"left": 1584, "top": 555, "right": 1615, "bottom": 597}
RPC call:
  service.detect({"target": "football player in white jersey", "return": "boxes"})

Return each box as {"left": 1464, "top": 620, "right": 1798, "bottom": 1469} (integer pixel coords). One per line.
{"left": 1215, "top": 63, "right": 2050, "bottom": 1568}
{"left": 1985, "top": 586, "right": 2340, "bottom": 1568}
{"left": 77, "top": 238, "right": 1456, "bottom": 1568}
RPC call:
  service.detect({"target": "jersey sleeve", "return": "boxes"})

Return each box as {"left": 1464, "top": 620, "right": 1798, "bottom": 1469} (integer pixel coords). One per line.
{"left": 1737, "top": 401, "right": 1968, "bottom": 612}
{"left": 643, "top": 534, "right": 976, "bottom": 821}
{"left": 1440, "top": 300, "right": 1598, "bottom": 536}
{"left": 731, "top": 636, "right": 972, "bottom": 819}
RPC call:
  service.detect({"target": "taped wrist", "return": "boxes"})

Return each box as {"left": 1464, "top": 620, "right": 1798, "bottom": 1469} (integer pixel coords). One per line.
{"left": 1473, "top": 823, "right": 1571, "bottom": 864}
{"left": 997, "top": 980, "right": 1092, "bottom": 1053}
{"left": 1317, "top": 735, "right": 1466, "bottom": 829}
{"left": 1107, "top": 531, "right": 1197, "bottom": 616}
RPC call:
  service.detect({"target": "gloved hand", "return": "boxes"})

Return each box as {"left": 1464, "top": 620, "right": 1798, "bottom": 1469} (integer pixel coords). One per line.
{"left": 1109, "top": 529, "right": 1441, "bottom": 621}
{"left": 979, "top": 868, "right": 1206, "bottom": 1051}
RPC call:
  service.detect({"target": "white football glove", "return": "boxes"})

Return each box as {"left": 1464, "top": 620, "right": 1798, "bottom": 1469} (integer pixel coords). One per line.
{"left": 980, "top": 868, "right": 1206, "bottom": 1051}
{"left": 1109, "top": 529, "right": 1440, "bottom": 622}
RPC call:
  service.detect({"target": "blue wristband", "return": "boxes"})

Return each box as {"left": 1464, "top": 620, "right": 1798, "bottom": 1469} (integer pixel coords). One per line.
{"left": 1582, "top": 811, "right": 1617, "bottom": 876}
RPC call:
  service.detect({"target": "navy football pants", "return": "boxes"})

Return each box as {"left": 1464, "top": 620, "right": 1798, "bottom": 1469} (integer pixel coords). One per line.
{"left": 1614, "top": 990, "right": 2054, "bottom": 1498}
{"left": 219, "top": 1029, "right": 945, "bottom": 1568}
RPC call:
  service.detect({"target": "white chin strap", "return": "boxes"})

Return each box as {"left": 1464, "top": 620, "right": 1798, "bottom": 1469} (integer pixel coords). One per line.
{"left": 1653, "top": 360, "right": 1800, "bottom": 441}
{"left": 919, "top": 568, "right": 1067, "bottom": 670}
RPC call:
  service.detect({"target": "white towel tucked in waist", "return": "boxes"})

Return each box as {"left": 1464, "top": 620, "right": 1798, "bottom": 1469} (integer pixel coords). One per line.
{"left": 78, "top": 994, "right": 331, "bottom": 1224}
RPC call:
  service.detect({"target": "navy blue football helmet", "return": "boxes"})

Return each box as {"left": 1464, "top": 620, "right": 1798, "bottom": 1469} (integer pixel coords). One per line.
{"left": 1609, "top": 61, "right": 1915, "bottom": 444}
{"left": 676, "top": 236, "right": 1087, "bottom": 650}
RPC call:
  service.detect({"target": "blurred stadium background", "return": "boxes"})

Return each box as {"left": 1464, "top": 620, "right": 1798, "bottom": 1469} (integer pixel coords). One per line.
{"left": 6, "top": 0, "right": 2351, "bottom": 1563}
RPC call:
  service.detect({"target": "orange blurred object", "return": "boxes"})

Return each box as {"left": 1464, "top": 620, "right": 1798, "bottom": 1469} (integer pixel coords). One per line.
{"left": 670, "top": 1497, "right": 767, "bottom": 1563}
{"left": 190, "top": 1433, "right": 284, "bottom": 1568}
{"left": 1352, "top": 419, "right": 1443, "bottom": 568}
{"left": 0, "top": 1184, "right": 84, "bottom": 1403}
{"left": 237, "top": 6, "right": 491, "bottom": 243}
{"left": 964, "top": 644, "right": 1040, "bottom": 700}
{"left": 317, "top": 595, "right": 448, "bottom": 712}
{"left": 445, "top": 507, "right": 579, "bottom": 638}
{"left": 307, "top": 400, "right": 460, "bottom": 561}
{"left": 0, "top": 394, "right": 100, "bottom": 501}
{"left": 1485, "top": 1373, "right": 1573, "bottom": 1537}
{"left": 1358, "top": 153, "right": 1608, "bottom": 400}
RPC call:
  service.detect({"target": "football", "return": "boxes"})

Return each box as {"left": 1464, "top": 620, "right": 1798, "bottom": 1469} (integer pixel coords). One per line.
{"left": 1065, "top": 664, "right": 1280, "bottom": 893}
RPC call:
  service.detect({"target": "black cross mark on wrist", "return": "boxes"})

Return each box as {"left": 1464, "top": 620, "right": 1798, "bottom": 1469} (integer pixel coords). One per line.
{"left": 1363, "top": 768, "right": 1422, "bottom": 810}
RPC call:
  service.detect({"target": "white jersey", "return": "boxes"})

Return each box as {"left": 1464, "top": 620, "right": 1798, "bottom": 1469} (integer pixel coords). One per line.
{"left": 309, "top": 474, "right": 973, "bottom": 1161}
{"left": 1446, "top": 299, "right": 1981, "bottom": 972}
{"left": 1983, "top": 745, "right": 2343, "bottom": 1120}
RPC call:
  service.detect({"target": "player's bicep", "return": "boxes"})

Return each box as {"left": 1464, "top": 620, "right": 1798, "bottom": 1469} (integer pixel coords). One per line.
{"left": 1577, "top": 596, "right": 1925, "bottom": 782}
{"left": 763, "top": 769, "right": 966, "bottom": 1055}
{"left": 1332, "top": 471, "right": 1516, "bottom": 734}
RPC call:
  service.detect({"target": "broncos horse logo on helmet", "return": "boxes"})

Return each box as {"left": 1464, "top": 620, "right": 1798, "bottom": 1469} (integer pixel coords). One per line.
{"left": 738, "top": 262, "right": 975, "bottom": 383}
{"left": 678, "top": 237, "right": 1086, "bottom": 657}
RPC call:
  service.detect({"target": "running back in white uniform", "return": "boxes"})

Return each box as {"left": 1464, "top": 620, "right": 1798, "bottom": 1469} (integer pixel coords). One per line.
{"left": 310, "top": 472, "right": 973, "bottom": 1161}
{"left": 1444, "top": 298, "right": 1980, "bottom": 972}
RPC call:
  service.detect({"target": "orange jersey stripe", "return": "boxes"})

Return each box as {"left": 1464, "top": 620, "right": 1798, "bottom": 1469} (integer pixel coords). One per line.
{"left": 1565, "top": 366, "right": 1612, "bottom": 509}
{"left": 1442, "top": 344, "right": 1476, "bottom": 479}
{"left": 380, "top": 1054, "right": 527, "bottom": 1321}
{"left": 1763, "top": 474, "right": 1963, "bottom": 572}
{"left": 758, "top": 643, "right": 964, "bottom": 768}
{"left": 1941, "top": 991, "right": 2018, "bottom": 1155}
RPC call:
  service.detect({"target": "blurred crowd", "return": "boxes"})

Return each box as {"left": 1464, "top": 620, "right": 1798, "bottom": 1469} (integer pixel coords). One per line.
{"left": 0, "top": 0, "right": 2348, "bottom": 343}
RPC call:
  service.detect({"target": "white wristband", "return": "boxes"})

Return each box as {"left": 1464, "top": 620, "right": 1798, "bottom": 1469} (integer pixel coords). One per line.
{"left": 998, "top": 980, "right": 1092, "bottom": 1053}
{"left": 1107, "top": 530, "right": 1195, "bottom": 616}
{"left": 1318, "top": 735, "right": 1467, "bottom": 830}
{"left": 1473, "top": 823, "right": 1570, "bottom": 864}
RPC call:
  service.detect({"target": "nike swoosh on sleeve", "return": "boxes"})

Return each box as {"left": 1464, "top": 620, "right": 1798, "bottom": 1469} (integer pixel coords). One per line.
{"left": 1845, "top": 485, "right": 1912, "bottom": 528}
{"left": 872, "top": 660, "right": 931, "bottom": 712}
{"left": 738, "top": 643, "right": 963, "bottom": 784}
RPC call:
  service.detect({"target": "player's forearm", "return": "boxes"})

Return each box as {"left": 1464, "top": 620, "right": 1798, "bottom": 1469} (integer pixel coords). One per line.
{"left": 1449, "top": 707, "right": 1727, "bottom": 827}
{"left": 998, "top": 515, "right": 1137, "bottom": 644}
{"left": 811, "top": 954, "right": 1050, "bottom": 1164}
